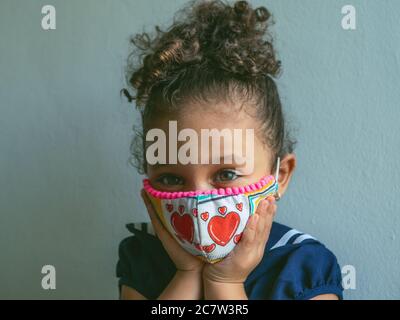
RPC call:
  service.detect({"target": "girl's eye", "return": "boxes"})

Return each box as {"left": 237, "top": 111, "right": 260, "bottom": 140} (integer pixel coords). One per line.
{"left": 215, "top": 170, "right": 240, "bottom": 182}
{"left": 157, "top": 174, "right": 184, "bottom": 186}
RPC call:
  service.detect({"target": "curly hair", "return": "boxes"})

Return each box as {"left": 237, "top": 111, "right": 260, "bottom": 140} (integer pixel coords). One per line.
{"left": 120, "top": 0, "right": 297, "bottom": 174}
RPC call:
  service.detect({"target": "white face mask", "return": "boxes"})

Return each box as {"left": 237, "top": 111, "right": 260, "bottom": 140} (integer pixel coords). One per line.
{"left": 143, "top": 158, "right": 281, "bottom": 263}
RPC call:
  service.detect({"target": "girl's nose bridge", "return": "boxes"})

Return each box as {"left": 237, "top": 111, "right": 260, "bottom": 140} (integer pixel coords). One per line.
{"left": 181, "top": 164, "right": 215, "bottom": 191}
{"left": 186, "top": 179, "right": 212, "bottom": 191}
{"left": 183, "top": 170, "right": 213, "bottom": 191}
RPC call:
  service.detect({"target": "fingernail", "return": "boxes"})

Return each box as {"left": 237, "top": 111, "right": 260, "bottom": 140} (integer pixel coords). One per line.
{"left": 256, "top": 201, "right": 265, "bottom": 213}
{"left": 267, "top": 196, "right": 275, "bottom": 204}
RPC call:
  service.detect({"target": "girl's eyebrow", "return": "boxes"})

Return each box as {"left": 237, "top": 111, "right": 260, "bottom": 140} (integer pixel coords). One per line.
{"left": 210, "top": 154, "right": 248, "bottom": 166}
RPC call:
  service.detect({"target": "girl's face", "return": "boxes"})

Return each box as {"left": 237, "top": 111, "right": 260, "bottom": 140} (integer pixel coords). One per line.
{"left": 145, "top": 101, "right": 295, "bottom": 195}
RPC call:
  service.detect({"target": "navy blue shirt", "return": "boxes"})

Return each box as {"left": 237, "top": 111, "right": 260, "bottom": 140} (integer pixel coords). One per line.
{"left": 116, "top": 222, "right": 344, "bottom": 300}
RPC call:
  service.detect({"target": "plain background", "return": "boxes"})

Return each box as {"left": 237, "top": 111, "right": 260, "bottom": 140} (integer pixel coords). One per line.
{"left": 0, "top": 0, "right": 399, "bottom": 299}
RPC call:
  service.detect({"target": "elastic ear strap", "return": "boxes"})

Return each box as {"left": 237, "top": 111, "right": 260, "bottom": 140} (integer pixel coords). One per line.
{"left": 275, "top": 157, "right": 280, "bottom": 182}
{"left": 274, "top": 157, "right": 281, "bottom": 201}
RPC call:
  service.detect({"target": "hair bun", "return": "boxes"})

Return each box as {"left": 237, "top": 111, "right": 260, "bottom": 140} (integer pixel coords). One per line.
{"left": 234, "top": 1, "right": 249, "bottom": 15}
{"left": 255, "top": 6, "right": 271, "bottom": 22}
{"left": 123, "top": 0, "right": 281, "bottom": 107}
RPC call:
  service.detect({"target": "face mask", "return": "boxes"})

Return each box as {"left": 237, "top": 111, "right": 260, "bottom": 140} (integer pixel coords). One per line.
{"left": 143, "top": 158, "right": 281, "bottom": 264}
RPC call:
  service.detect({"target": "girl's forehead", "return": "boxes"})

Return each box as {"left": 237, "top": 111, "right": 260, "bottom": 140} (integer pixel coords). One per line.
{"left": 147, "top": 103, "right": 259, "bottom": 131}
{"left": 143, "top": 105, "right": 271, "bottom": 174}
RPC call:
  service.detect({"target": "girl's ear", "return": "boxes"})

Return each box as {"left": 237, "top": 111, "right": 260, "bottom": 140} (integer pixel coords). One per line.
{"left": 274, "top": 154, "right": 297, "bottom": 197}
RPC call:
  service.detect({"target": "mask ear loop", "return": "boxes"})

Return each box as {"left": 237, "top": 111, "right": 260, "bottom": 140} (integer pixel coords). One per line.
{"left": 274, "top": 157, "right": 281, "bottom": 202}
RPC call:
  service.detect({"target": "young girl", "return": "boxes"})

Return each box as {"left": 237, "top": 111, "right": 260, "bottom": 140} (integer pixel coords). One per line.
{"left": 117, "top": 0, "right": 343, "bottom": 300}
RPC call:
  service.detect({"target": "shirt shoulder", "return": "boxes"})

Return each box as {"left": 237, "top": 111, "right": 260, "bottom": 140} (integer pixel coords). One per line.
{"left": 265, "top": 221, "right": 320, "bottom": 251}
{"left": 245, "top": 222, "right": 344, "bottom": 300}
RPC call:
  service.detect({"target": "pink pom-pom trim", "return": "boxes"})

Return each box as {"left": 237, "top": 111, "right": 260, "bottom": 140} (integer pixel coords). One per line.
{"left": 143, "top": 175, "right": 276, "bottom": 199}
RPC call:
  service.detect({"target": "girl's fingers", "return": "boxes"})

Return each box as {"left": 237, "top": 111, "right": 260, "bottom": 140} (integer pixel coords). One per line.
{"left": 239, "top": 212, "right": 259, "bottom": 249}
{"left": 255, "top": 199, "right": 269, "bottom": 237}
{"left": 259, "top": 196, "right": 277, "bottom": 248}
{"left": 141, "top": 189, "right": 165, "bottom": 239}
{"left": 141, "top": 189, "right": 155, "bottom": 219}
{"left": 238, "top": 198, "right": 269, "bottom": 251}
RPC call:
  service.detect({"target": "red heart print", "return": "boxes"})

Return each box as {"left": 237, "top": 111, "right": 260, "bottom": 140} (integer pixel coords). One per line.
{"left": 201, "top": 212, "right": 209, "bottom": 221}
{"left": 178, "top": 205, "right": 185, "bottom": 214}
{"left": 192, "top": 208, "right": 198, "bottom": 217}
{"left": 170, "top": 212, "right": 194, "bottom": 244}
{"left": 194, "top": 243, "right": 215, "bottom": 253}
{"left": 166, "top": 204, "right": 173, "bottom": 212}
{"left": 236, "top": 203, "right": 243, "bottom": 211}
{"left": 218, "top": 206, "right": 227, "bottom": 215}
{"left": 202, "top": 243, "right": 216, "bottom": 253}
{"left": 208, "top": 212, "right": 240, "bottom": 246}
{"left": 233, "top": 232, "right": 243, "bottom": 244}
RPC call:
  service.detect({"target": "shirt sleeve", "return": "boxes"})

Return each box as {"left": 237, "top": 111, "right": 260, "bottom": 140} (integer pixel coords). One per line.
{"left": 270, "top": 242, "right": 344, "bottom": 300}
{"left": 116, "top": 230, "right": 177, "bottom": 299}
{"left": 116, "top": 235, "right": 149, "bottom": 299}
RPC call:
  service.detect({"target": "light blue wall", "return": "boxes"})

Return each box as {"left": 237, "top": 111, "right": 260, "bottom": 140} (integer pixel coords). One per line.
{"left": 0, "top": 0, "right": 399, "bottom": 299}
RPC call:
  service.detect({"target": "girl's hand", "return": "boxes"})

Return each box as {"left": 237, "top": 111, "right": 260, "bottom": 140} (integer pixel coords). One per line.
{"left": 141, "top": 189, "right": 205, "bottom": 274}
{"left": 203, "top": 196, "right": 277, "bottom": 284}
